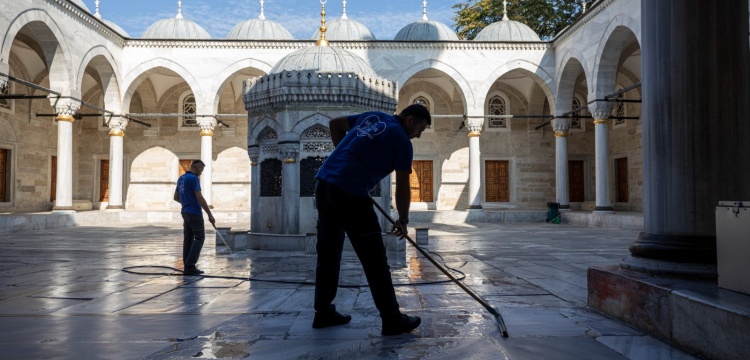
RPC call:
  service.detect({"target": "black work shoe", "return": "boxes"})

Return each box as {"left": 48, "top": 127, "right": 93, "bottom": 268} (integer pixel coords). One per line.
{"left": 312, "top": 311, "right": 352, "bottom": 329}
{"left": 183, "top": 267, "right": 204, "bottom": 275}
{"left": 381, "top": 314, "right": 421, "bottom": 336}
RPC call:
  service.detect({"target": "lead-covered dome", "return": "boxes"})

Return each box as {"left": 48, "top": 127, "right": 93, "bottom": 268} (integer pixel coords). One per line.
{"left": 103, "top": 20, "right": 130, "bottom": 37}
{"left": 270, "top": 45, "right": 376, "bottom": 77}
{"left": 474, "top": 17, "right": 541, "bottom": 42}
{"left": 228, "top": 19, "right": 293, "bottom": 40}
{"left": 394, "top": 19, "right": 459, "bottom": 41}
{"left": 311, "top": 18, "right": 375, "bottom": 41}
{"left": 142, "top": 6, "right": 211, "bottom": 39}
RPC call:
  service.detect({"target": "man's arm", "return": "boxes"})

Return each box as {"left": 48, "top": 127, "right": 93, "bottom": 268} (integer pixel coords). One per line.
{"left": 173, "top": 189, "right": 181, "bottom": 204}
{"left": 393, "top": 169, "right": 411, "bottom": 238}
{"left": 329, "top": 116, "right": 351, "bottom": 147}
{"left": 195, "top": 190, "right": 216, "bottom": 225}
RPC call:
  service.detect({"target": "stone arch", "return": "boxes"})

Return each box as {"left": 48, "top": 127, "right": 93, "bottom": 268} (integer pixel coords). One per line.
{"left": 593, "top": 21, "right": 640, "bottom": 100}
{"left": 556, "top": 55, "right": 588, "bottom": 115}
{"left": 477, "top": 59, "right": 557, "bottom": 111}
{"left": 129, "top": 146, "right": 179, "bottom": 182}
{"left": 249, "top": 116, "right": 282, "bottom": 144}
{"left": 1, "top": 9, "right": 74, "bottom": 94}
{"left": 291, "top": 112, "right": 332, "bottom": 135}
{"left": 0, "top": 117, "right": 18, "bottom": 143}
{"left": 122, "top": 58, "right": 204, "bottom": 114}
{"left": 211, "top": 59, "right": 272, "bottom": 113}
{"left": 77, "top": 48, "right": 122, "bottom": 114}
{"left": 397, "top": 60, "right": 472, "bottom": 112}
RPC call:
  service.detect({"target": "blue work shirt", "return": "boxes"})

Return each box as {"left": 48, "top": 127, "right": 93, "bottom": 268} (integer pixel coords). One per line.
{"left": 316, "top": 111, "right": 413, "bottom": 197}
{"left": 177, "top": 171, "right": 203, "bottom": 215}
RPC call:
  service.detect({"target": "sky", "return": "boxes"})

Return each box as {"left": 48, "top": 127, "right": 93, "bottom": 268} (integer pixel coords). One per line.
{"left": 80, "top": 0, "right": 463, "bottom": 40}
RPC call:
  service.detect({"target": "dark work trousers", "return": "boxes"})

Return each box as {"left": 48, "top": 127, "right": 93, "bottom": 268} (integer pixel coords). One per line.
{"left": 314, "top": 180, "right": 401, "bottom": 319}
{"left": 181, "top": 212, "right": 205, "bottom": 268}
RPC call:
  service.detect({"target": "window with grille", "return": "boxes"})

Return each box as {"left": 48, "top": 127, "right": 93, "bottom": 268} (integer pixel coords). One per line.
{"left": 412, "top": 95, "right": 432, "bottom": 130}
{"left": 300, "top": 156, "right": 326, "bottom": 197}
{"left": 613, "top": 94, "right": 626, "bottom": 126}
{"left": 181, "top": 93, "right": 198, "bottom": 127}
{"left": 0, "top": 82, "right": 13, "bottom": 112}
{"left": 488, "top": 95, "right": 508, "bottom": 129}
{"left": 571, "top": 97, "right": 583, "bottom": 130}
{"left": 260, "top": 158, "right": 282, "bottom": 197}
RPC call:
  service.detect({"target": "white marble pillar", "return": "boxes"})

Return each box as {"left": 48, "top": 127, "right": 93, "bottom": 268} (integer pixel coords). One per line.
{"left": 466, "top": 117, "right": 483, "bottom": 209}
{"left": 106, "top": 117, "right": 128, "bottom": 210}
{"left": 280, "top": 143, "right": 300, "bottom": 234}
{"left": 552, "top": 118, "right": 571, "bottom": 209}
{"left": 378, "top": 175, "right": 392, "bottom": 231}
{"left": 52, "top": 100, "right": 80, "bottom": 211}
{"left": 248, "top": 146, "right": 260, "bottom": 233}
{"left": 198, "top": 117, "right": 216, "bottom": 208}
{"left": 589, "top": 102, "right": 614, "bottom": 213}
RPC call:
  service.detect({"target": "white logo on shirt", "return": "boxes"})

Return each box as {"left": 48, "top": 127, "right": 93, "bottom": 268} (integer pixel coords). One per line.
{"left": 356, "top": 115, "right": 386, "bottom": 139}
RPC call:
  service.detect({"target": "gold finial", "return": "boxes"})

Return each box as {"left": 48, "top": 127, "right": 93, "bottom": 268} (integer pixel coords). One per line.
{"left": 316, "top": 0, "right": 329, "bottom": 46}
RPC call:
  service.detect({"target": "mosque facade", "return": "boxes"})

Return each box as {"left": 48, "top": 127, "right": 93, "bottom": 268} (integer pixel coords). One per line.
{"left": 0, "top": 0, "right": 643, "bottom": 229}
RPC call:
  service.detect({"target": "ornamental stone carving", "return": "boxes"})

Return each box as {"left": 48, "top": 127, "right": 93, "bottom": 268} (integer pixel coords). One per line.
{"left": 54, "top": 99, "right": 80, "bottom": 121}
{"left": 467, "top": 117, "right": 484, "bottom": 136}
{"left": 279, "top": 142, "right": 300, "bottom": 163}
{"left": 198, "top": 116, "right": 217, "bottom": 135}
{"left": 589, "top": 101, "right": 614, "bottom": 120}
{"left": 551, "top": 118, "right": 571, "bottom": 134}
{"left": 248, "top": 145, "right": 260, "bottom": 164}
{"left": 108, "top": 116, "right": 129, "bottom": 135}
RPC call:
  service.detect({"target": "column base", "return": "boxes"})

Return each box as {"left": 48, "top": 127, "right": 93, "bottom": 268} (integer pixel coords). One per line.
{"left": 559, "top": 204, "right": 571, "bottom": 210}
{"left": 593, "top": 206, "right": 614, "bottom": 213}
{"left": 52, "top": 206, "right": 76, "bottom": 212}
{"left": 106, "top": 205, "right": 125, "bottom": 210}
{"left": 620, "top": 255, "right": 717, "bottom": 279}
{"left": 630, "top": 232, "right": 717, "bottom": 264}
{"left": 467, "top": 205, "right": 482, "bottom": 210}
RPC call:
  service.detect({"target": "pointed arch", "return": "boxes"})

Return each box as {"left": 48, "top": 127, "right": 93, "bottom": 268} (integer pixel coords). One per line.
{"left": 249, "top": 116, "right": 282, "bottom": 144}
{"left": 593, "top": 17, "right": 641, "bottom": 100}
{"left": 122, "top": 58, "right": 203, "bottom": 113}
{"left": 477, "top": 59, "right": 557, "bottom": 111}
{"left": 397, "top": 59, "right": 472, "bottom": 111}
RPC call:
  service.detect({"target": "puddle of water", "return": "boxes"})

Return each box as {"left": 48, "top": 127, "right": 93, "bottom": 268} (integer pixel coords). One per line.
{"left": 192, "top": 331, "right": 250, "bottom": 359}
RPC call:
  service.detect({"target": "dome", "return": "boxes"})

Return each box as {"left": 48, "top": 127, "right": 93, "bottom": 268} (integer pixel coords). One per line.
{"left": 394, "top": 19, "right": 459, "bottom": 41}
{"left": 474, "top": 18, "right": 541, "bottom": 42}
{"left": 270, "top": 45, "right": 376, "bottom": 77}
{"left": 142, "top": 10, "right": 211, "bottom": 39}
{"left": 228, "top": 19, "right": 294, "bottom": 40}
{"left": 69, "top": 0, "right": 90, "bottom": 12}
{"left": 103, "top": 20, "right": 130, "bottom": 37}
{"left": 311, "top": 18, "right": 375, "bottom": 41}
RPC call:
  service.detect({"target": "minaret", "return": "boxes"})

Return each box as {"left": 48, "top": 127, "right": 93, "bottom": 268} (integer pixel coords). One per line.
{"left": 316, "top": 0, "right": 329, "bottom": 46}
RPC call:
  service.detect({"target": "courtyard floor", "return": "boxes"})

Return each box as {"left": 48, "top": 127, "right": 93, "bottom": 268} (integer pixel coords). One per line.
{"left": 0, "top": 221, "right": 700, "bottom": 359}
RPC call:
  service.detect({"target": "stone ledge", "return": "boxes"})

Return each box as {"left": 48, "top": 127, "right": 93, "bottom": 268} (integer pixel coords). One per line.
{"left": 588, "top": 265, "right": 750, "bottom": 360}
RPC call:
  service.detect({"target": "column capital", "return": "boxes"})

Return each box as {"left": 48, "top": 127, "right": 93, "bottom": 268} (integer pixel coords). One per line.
{"left": 466, "top": 117, "right": 483, "bottom": 137}
{"left": 54, "top": 99, "right": 80, "bottom": 122}
{"left": 551, "top": 118, "right": 571, "bottom": 134}
{"left": 248, "top": 145, "right": 260, "bottom": 165}
{"left": 107, "top": 116, "right": 128, "bottom": 136}
{"left": 588, "top": 101, "right": 613, "bottom": 121}
{"left": 198, "top": 116, "right": 216, "bottom": 136}
{"left": 279, "top": 142, "right": 299, "bottom": 163}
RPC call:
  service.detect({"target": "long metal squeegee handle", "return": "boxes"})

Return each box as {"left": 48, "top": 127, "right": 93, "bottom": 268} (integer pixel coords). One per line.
{"left": 370, "top": 198, "right": 508, "bottom": 337}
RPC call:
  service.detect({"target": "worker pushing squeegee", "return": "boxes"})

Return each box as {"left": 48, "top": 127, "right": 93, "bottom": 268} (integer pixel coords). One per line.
{"left": 310, "top": 104, "right": 509, "bottom": 337}
{"left": 173, "top": 160, "right": 216, "bottom": 276}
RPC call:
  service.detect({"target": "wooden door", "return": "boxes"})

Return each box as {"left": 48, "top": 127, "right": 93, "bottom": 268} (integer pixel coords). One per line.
{"left": 0, "top": 149, "right": 6, "bottom": 202}
{"left": 99, "top": 159, "right": 109, "bottom": 202}
{"left": 410, "top": 160, "right": 433, "bottom": 202}
{"left": 179, "top": 160, "right": 193, "bottom": 176}
{"left": 568, "top": 160, "right": 585, "bottom": 202}
{"left": 616, "top": 157, "right": 629, "bottom": 202}
{"left": 50, "top": 156, "right": 57, "bottom": 202}
{"left": 485, "top": 160, "right": 509, "bottom": 202}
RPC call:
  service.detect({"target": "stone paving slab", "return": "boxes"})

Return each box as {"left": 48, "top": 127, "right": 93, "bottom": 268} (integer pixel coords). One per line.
{"left": 0, "top": 222, "right": 701, "bottom": 359}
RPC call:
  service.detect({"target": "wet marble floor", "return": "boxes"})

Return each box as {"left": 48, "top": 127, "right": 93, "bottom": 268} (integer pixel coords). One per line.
{"left": 0, "top": 222, "right": 701, "bottom": 359}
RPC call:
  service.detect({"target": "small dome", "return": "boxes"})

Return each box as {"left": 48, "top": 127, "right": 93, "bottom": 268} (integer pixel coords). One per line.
{"left": 228, "top": 19, "right": 294, "bottom": 40}
{"left": 270, "top": 45, "right": 376, "bottom": 77}
{"left": 394, "top": 20, "right": 459, "bottom": 41}
{"left": 474, "top": 18, "right": 541, "bottom": 42}
{"left": 103, "top": 20, "right": 130, "bottom": 37}
{"left": 69, "top": 0, "right": 90, "bottom": 12}
{"left": 311, "top": 18, "right": 375, "bottom": 41}
{"left": 142, "top": 14, "right": 211, "bottom": 39}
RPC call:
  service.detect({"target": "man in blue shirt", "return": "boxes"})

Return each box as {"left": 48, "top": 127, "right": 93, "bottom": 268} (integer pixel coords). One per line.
{"left": 312, "top": 104, "right": 431, "bottom": 336}
{"left": 174, "top": 160, "right": 215, "bottom": 276}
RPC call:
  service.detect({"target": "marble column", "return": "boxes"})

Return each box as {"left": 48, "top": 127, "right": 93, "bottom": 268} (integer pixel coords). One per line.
{"left": 198, "top": 117, "right": 216, "bottom": 208}
{"left": 466, "top": 117, "right": 484, "bottom": 210}
{"left": 589, "top": 102, "right": 614, "bottom": 213}
{"left": 248, "top": 145, "right": 260, "bottom": 233}
{"left": 52, "top": 100, "right": 80, "bottom": 211}
{"left": 0, "top": 61, "right": 8, "bottom": 90}
{"left": 280, "top": 142, "right": 300, "bottom": 234}
{"left": 552, "top": 118, "right": 571, "bottom": 209}
{"left": 626, "top": 0, "right": 750, "bottom": 268}
{"left": 106, "top": 117, "right": 128, "bottom": 210}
